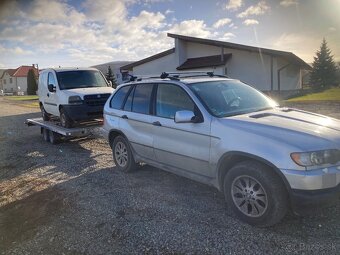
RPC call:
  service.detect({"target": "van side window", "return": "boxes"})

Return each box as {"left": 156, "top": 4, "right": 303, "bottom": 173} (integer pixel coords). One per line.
{"left": 131, "top": 84, "right": 154, "bottom": 114}
{"left": 110, "top": 85, "right": 131, "bottom": 109}
{"left": 48, "top": 72, "right": 56, "bottom": 86}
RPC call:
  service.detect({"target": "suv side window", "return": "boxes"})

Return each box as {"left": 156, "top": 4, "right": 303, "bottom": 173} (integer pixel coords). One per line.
{"left": 48, "top": 72, "right": 56, "bottom": 87}
{"left": 123, "top": 85, "right": 135, "bottom": 111}
{"left": 110, "top": 85, "right": 131, "bottom": 109}
{"left": 156, "top": 83, "right": 195, "bottom": 119}
{"left": 131, "top": 84, "right": 153, "bottom": 114}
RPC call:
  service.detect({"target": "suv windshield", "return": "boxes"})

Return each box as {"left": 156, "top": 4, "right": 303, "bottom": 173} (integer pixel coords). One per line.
{"left": 57, "top": 70, "right": 108, "bottom": 90}
{"left": 189, "top": 80, "right": 278, "bottom": 117}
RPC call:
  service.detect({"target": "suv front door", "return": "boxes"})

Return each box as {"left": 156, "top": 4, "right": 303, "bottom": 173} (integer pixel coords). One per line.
{"left": 151, "top": 83, "right": 212, "bottom": 177}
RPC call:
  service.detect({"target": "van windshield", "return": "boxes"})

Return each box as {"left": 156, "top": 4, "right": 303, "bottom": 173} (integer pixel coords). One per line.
{"left": 56, "top": 70, "right": 108, "bottom": 90}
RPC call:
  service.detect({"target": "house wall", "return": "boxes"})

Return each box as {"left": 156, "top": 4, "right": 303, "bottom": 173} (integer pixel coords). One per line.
{"left": 133, "top": 52, "right": 178, "bottom": 75}
{"left": 17, "top": 77, "right": 27, "bottom": 94}
{"left": 2, "top": 72, "right": 17, "bottom": 93}
{"left": 132, "top": 40, "right": 303, "bottom": 91}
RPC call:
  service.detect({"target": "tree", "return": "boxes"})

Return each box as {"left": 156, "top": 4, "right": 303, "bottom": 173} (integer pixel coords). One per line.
{"left": 309, "top": 38, "right": 337, "bottom": 90}
{"left": 27, "top": 69, "right": 38, "bottom": 95}
{"left": 106, "top": 66, "right": 118, "bottom": 88}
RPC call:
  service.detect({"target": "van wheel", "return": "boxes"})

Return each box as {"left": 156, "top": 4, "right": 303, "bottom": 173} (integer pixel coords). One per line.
{"left": 42, "top": 128, "right": 50, "bottom": 142}
{"left": 40, "top": 104, "right": 50, "bottom": 121}
{"left": 224, "top": 160, "right": 288, "bottom": 227}
{"left": 60, "top": 108, "right": 73, "bottom": 128}
{"left": 112, "top": 136, "right": 137, "bottom": 172}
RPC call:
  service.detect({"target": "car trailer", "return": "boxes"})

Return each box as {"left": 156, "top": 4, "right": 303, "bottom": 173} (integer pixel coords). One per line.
{"left": 25, "top": 117, "right": 103, "bottom": 144}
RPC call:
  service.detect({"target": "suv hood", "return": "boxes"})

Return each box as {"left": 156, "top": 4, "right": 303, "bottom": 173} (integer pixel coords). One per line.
{"left": 223, "top": 107, "right": 340, "bottom": 151}
{"left": 63, "top": 87, "right": 114, "bottom": 97}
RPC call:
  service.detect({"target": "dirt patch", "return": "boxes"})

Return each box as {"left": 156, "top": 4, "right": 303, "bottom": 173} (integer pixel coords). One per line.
{"left": 0, "top": 186, "right": 69, "bottom": 251}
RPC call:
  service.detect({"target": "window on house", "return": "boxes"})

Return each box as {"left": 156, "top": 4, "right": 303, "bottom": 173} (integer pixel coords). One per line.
{"left": 9, "top": 78, "right": 12, "bottom": 83}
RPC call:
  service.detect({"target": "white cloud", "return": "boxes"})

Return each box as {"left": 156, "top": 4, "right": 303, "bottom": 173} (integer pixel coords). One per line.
{"left": 213, "top": 18, "right": 232, "bottom": 29}
{"left": 237, "top": 1, "right": 270, "bottom": 18}
{"left": 280, "top": 0, "right": 299, "bottom": 7}
{"left": 219, "top": 32, "right": 236, "bottom": 40}
{"left": 243, "top": 19, "right": 259, "bottom": 26}
{"left": 168, "top": 20, "right": 211, "bottom": 38}
{"left": 0, "top": 45, "right": 33, "bottom": 55}
{"left": 165, "top": 9, "right": 174, "bottom": 15}
{"left": 225, "top": 0, "right": 243, "bottom": 11}
{"left": 328, "top": 27, "right": 336, "bottom": 32}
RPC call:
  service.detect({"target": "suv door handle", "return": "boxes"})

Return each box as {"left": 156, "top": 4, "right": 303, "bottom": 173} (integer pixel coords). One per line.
{"left": 152, "top": 121, "right": 162, "bottom": 126}
{"left": 121, "top": 115, "right": 128, "bottom": 119}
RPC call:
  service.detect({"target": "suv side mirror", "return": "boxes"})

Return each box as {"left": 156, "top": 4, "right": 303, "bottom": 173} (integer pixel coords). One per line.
{"left": 175, "top": 110, "right": 196, "bottom": 123}
{"left": 48, "top": 84, "right": 56, "bottom": 92}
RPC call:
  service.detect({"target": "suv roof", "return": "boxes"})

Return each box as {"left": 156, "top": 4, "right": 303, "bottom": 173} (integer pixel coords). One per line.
{"left": 125, "top": 71, "right": 236, "bottom": 85}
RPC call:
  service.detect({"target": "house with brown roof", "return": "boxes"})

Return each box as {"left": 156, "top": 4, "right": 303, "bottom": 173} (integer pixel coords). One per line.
{"left": 121, "top": 33, "right": 311, "bottom": 93}
{"left": 0, "top": 65, "right": 38, "bottom": 95}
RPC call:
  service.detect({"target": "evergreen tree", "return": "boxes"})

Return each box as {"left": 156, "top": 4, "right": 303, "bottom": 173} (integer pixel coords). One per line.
{"left": 106, "top": 66, "right": 118, "bottom": 88}
{"left": 27, "top": 69, "right": 38, "bottom": 95}
{"left": 309, "top": 39, "right": 337, "bottom": 90}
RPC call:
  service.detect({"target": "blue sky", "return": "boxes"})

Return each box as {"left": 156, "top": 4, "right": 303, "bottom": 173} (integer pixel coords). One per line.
{"left": 0, "top": 0, "right": 339, "bottom": 68}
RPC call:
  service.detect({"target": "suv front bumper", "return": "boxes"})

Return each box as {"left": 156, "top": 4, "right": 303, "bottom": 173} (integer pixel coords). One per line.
{"left": 281, "top": 166, "right": 340, "bottom": 209}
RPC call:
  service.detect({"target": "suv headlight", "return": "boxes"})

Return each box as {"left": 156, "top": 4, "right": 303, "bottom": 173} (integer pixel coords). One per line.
{"left": 68, "top": 96, "right": 83, "bottom": 105}
{"left": 291, "top": 149, "right": 340, "bottom": 167}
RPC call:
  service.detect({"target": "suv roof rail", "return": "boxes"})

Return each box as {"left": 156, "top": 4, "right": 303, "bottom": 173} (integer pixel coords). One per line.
{"left": 126, "top": 71, "right": 229, "bottom": 82}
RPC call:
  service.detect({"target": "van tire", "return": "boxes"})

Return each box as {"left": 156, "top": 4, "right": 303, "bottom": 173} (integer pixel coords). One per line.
{"left": 112, "top": 136, "right": 138, "bottom": 173}
{"left": 224, "top": 160, "right": 288, "bottom": 227}
{"left": 60, "top": 108, "right": 73, "bottom": 128}
{"left": 40, "top": 104, "right": 50, "bottom": 121}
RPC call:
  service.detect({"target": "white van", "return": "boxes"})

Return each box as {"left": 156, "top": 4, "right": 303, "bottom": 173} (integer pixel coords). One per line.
{"left": 38, "top": 68, "right": 114, "bottom": 128}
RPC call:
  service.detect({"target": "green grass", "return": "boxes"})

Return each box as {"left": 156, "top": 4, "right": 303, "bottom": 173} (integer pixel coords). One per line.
{"left": 6, "top": 95, "right": 39, "bottom": 101}
{"left": 286, "top": 87, "right": 340, "bottom": 102}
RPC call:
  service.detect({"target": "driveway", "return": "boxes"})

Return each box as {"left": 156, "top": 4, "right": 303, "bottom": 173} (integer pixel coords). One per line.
{"left": 0, "top": 97, "right": 339, "bottom": 254}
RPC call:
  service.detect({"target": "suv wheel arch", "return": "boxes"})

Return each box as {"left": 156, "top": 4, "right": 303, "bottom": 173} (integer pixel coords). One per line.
{"left": 217, "top": 151, "right": 291, "bottom": 195}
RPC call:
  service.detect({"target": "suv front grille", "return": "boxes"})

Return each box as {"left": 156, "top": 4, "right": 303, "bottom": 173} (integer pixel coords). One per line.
{"left": 84, "top": 93, "right": 111, "bottom": 106}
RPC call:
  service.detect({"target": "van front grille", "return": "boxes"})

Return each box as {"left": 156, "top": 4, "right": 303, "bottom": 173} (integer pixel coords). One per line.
{"left": 84, "top": 94, "right": 111, "bottom": 106}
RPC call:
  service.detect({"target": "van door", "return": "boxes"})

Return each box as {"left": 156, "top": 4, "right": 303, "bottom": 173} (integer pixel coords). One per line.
{"left": 44, "top": 72, "right": 59, "bottom": 116}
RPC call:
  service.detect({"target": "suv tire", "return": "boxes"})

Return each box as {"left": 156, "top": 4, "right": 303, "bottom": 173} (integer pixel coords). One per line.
{"left": 224, "top": 160, "right": 288, "bottom": 227}
{"left": 60, "top": 108, "right": 73, "bottom": 128}
{"left": 112, "top": 136, "right": 138, "bottom": 172}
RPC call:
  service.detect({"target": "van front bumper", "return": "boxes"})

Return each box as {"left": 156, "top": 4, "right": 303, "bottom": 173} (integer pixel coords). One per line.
{"left": 62, "top": 104, "right": 104, "bottom": 121}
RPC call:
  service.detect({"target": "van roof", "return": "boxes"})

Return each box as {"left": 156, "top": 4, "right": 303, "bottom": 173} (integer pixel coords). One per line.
{"left": 42, "top": 67, "right": 99, "bottom": 73}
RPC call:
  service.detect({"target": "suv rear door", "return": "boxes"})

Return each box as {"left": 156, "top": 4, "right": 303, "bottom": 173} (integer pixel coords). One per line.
{"left": 119, "top": 83, "right": 156, "bottom": 160}
{"left": 151, "top": 83, "right": 212, "bottom": 177}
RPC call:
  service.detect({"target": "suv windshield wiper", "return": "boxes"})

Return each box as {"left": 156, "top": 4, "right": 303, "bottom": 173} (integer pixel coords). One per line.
{"left": 221, "top": 106, "right": 274, "bottom": 118}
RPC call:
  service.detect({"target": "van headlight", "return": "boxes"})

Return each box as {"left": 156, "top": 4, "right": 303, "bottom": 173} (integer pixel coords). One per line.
{"left": 291, "top": 149, "right": 340, "bottom": 167}
{"left": 68, "top": 96, "right": 83, "bottom": 105}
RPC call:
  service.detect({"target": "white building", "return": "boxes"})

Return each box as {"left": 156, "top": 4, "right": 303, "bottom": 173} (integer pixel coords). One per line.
{"left": 92, "top": 61, "right": 133, "bottom": 85}
{"left": 121, "top": 33, "right": 311, "bottom": 93}
{"left": 0, "top": 65, "right": 38, "bottom": 95}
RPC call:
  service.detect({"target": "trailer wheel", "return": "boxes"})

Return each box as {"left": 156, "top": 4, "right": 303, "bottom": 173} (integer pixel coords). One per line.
{"left": 49, "top": 131, "right": 62, "bottom": 144}
{"left": 42, "top": 128, "right": 50, "bottom": 142}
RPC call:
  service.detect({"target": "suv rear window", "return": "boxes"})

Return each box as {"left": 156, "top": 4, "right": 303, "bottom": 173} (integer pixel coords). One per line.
{"left": 110, "top": 85, "right": 131, "bottom": 109}
{"left": 131, "top": 84, "right": 154, "bottom": 114}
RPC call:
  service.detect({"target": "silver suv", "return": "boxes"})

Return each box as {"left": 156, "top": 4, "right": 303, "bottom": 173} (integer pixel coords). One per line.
{"left": 103, "top": 73, "right": 340, "bottom": 227}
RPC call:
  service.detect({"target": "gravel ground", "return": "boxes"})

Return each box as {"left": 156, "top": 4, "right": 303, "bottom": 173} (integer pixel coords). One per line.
{"left": 0, "top": 97, "right": 339, "bottom": 254}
